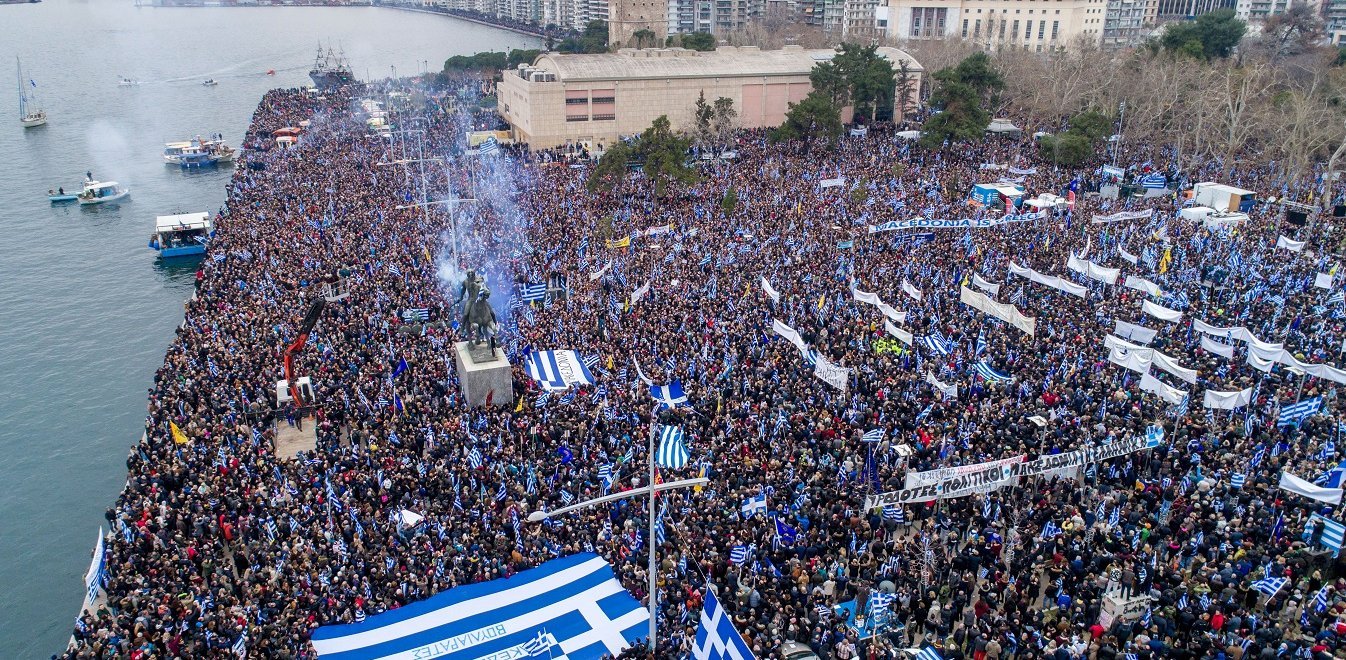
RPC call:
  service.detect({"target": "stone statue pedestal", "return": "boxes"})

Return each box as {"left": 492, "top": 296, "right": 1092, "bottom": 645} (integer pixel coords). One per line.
{"left": 453, "top": 341, "right": 514, "bottom": 407}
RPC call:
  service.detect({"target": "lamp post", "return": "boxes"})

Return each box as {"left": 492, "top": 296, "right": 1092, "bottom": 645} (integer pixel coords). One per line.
{"left": 527, "top": 475, "right": 707, "bottom": 652}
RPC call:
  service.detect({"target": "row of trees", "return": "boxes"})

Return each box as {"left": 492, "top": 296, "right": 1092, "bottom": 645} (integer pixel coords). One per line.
{"left": 443, "top": 49, "right": 542, "bottom": 72}
{"left": 770, "top": 44, "right": 906, "bottom": 151}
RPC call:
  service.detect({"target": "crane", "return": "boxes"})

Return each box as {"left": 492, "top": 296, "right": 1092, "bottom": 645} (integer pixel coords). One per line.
{"left": 282, "top": 297, "right": 327, "bottom": 406}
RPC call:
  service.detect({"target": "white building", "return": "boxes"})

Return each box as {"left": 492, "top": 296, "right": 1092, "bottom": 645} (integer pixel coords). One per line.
{"left": 881, "top": 0, "right": 1109, "bottom": 49}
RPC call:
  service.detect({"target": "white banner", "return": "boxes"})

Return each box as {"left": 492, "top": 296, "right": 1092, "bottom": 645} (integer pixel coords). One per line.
{"left": 1316, "top": 272, "right": 1335, "bottom": 290}
{"left": 1119, "top": 245, "right": 1138, "bottom": 265}
{"left": 813, "top": 354, "right": 850, "bottom": 392}
{"left": 925, "top": 371, "right": 957, "bottom": 399}
{"left": 1008, "top": 262, "right": 1087, "bottom": 298}
{"left": 1152, "top": 350, "right": 1197, "bottom": 384}
{"left": 820, "top": 177, "right": 846, "bottom": 189}
{"left": 84, "top": 528, "right": 105, "bottom": 605}
{"left": 1280, "top": 471, "right": 1344, "bottom": 504}
{"left": 761, "top": 276, "right": 780, "bottom": 304}
{"left": 1203, "top": 387, "right": 1252, "bottom": 410}
{"left": 1104, "top": 335, "right": 1196, "bottom": 383}
{"left": 1123, "top": 275, "right": 1163, "bottom": 298}
{"left": 1248, "top": 350, "right": 1276, "bottom": 373}
{"left": 1091, "top": 210, "right": 1153, "bottom": 225}
{"left": 903, "top": 456, "right": 1025, "bottom": 499}
{"left": 867, "top": 211, "right": 1045, "bottom": 234}
{"left": 1200, "top": 335, "right": 1235, "bottom": 358}
{"left": 629, "top": 281, "right": 651, "bottom": 307}
{"left": 972, "top": 273, "right": 1001, "bottom": 297}
{"left": 589, "top": 261, "right": 611, "bottom": 281}
{"left": 1277, "top": 235, "right": 1306, "bottom": 253}
{"left": 1067, "top": 254, "right": 1121, "bottom": 285}
{"left": 772, "top": 319, "right": 810, "bottom": 357}
{"left": 901, "top": 279, "right": 923, "bottom": 302}
{"left": 854, "top": 287, "right": 906, "bottom": 324}
{"left": 1114, "top": 320, "right": 1157, "bottom": 344}
{"left": 1142, "top": 300, "right": 1182, "bottom": 323}
{"left": 1140, "top": 372, "right": 1187, "bottom": 404}
{"left": 885, "top": 319, "right": 913, "bottom": 345}
{"left": 959, "top": 286, "right": 1036, "bottom": 336}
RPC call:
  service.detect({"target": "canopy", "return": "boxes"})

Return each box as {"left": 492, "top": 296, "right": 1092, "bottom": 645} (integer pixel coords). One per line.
{"left": 986, "top": 118, "right": 1020, "bottom": 134}
{"left": 156, "top": 212, "right": 210, "bottom": 232}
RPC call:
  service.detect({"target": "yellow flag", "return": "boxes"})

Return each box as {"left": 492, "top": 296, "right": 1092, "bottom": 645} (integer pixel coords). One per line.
{"left": 605, "top": 236, "right": 631, "bottom": 249}
{"left": 818, "top": 294, "right": 826, "bottom": 310}
{"left": 514, "top": 397, "right": 524, "bottom": 413}
{"left": 606, "top": 355, "right": 614, "bottom": 370}
{"left": 423, "top": 246, "right": 432, "bottom": 263}
{"left": 170, "top": 421, "right": 189, "bottom": 445}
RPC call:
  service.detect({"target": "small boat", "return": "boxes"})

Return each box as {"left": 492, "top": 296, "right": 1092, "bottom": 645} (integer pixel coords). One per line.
{"left": 118, "top": 77, "right": 140, "bottom": 87}
{"left": 149, "top": 212, "right": 213, "bottom": 258}
{"left": 202, "top": 78, "right": 218, "bottom": 87}
{"left": 266, "top": 69, "right": 275, "bottom": 76}
{"left": 17, "top": 57, "right": 46, "bottom": 128}
{"left": 164, "top": 136, "right": 235, "bottom": 167}
{"left": 49, "top": 190, "right": 78, "bottom": 203}
{"left": 78, "top": 180, "right": 130, "bottom": 205}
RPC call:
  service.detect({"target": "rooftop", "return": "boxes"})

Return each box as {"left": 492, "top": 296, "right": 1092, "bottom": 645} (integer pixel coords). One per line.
{"left": 526, "top": 45, "right": 923, "bottom": 83}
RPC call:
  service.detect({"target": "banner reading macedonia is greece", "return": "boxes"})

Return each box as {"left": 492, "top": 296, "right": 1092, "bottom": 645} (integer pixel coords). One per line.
{"left": 865, "top": 434, "right": 1161, "bottom": 510}
{"left": 310, "top": 553, "right": 648, "bottom": 660}
{"left": 868, "top": 210, "right": 1046, "bottom": 234}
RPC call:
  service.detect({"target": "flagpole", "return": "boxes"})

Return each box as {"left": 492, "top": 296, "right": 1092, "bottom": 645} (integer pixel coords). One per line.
{"left": 648, "top": 402, "right": 659, "bottom": 652}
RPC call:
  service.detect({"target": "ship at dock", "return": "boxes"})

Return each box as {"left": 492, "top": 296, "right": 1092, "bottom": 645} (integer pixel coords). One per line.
{"left": 308, "top": 45, "right": 354, "bottom": 91}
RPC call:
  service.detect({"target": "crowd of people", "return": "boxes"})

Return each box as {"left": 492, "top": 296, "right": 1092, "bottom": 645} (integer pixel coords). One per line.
{"left": 58, "top": 79, "right": 1346, "bottom": 660}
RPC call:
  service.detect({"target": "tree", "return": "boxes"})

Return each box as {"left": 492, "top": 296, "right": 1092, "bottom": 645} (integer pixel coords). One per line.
{"left": 894, "top": 59, "right": 918, "bottom": 123}
{"left": 587, "top": 141, "right": 635, "bottom": 193}
{"left": 560, "top": 21, "right": 610, "bottom": 54}
{"left": 770, "top": 91, "right": 842, "bottom": 152}
{"left": 1037, "top": 132, "right": 1094, "bottom": 166}
{"left": 507, "top": 49, "right": 541, "bottom": 67}
{"left": 710, "top": 96, "right": 737, "bottom": 146}
{"left": 633, "top": 28, "right": 656, "bottom": 49}
{"left": 681, "top": 31, "right": 716, "bottom": 51}
{"left": 693, "top": 91, "right": 714, "bottom": 146}
{"left": 809, "top": 60, "right": 850, "bottom": 109}
{"left": 636, "top": 115, "right": 698, "bottom": 197}
{"left": 810, "top": 44, "right": 898, "bottom": 124}
{"left": 1261, "top": 3, "right": 1324, "bottom": 58}
{"left": 721, "top": 186, "right": 738, "bottom": 217}
{"left": 921, "top": 53, "right": 1003, "bottom": 147}
{"left": 1156, "top": 10, "right": 1246, "bottom": 60}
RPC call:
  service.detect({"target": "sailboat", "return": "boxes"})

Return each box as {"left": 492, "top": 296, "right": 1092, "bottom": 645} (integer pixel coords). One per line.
{"left": 17, "top": 58, "right": 46, "bottom": 128}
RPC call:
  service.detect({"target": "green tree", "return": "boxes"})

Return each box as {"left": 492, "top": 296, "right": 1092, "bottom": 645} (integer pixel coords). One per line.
{"left": 559, "top": 21, "right": 610, "bottom": 54}
{"left": 693, "top": 91, "right": 714, "bottom": 145}
{"left": 507, "top": 49, "right": 542, "bottom": 67}
{"left": 680, "top": 31, "right": 716, "bottom": 51}
{"left": 1156, "top": 9, "right": 1246, "bottom": 59}
{"left": 637, "top": 115, "right": 698, "bottom": 197}
{"left": 587, "top": 141, "right": 635, "bottom": 193}
{"left": 633, "top": 28, "right": 656, "bottom": 49}
{"left": 920, "top": 52, "right": 1004, "bottom": 147}
{"left": 836, "top": 44, "right": 897, "bottom": 123}
{"left": 810, "top": 60, "right": 851, "bottom": 109}
{"left": 1069, "top": 109, "right": 1112, "bottom": 143}
{"left": 770, "top": 91, "right": 843, "bottom": 152}
{"left": 721, "top": 186, "right": 738, "bottom": 217}
{"left": 1036, "top": 109, "right": 1111, "bottom": 166}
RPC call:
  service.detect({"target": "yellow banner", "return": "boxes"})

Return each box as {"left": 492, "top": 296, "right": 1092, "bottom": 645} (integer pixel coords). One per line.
{"left": 606, "top": 237, "right": 631, "bottom": 249}
{"left": 170, "top": 421, "right": 190, "bottom": 445}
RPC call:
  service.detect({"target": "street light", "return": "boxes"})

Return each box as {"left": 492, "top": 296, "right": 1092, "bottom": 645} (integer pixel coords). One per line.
{"left": 527, "top": 475, "right": 708, "bottom": 652}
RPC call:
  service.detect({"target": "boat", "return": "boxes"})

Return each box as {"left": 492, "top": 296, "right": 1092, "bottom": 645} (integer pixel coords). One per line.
{"left": 118, "top": 77, "right": 140, "bottom": 87}
{"left": 149, "top": 212, "right": 212, "bottom": 258}
{"left": 48, "top": 190, "right": 78, "bottom": 203}
{"left": 202, "top": 78, "right": 218, "bottom": 87}
{"left": 164, "top": 136, "right": 236, "bottom": 167}
{"left": 17, "top": 58, "right": 46, "bottom": 128}
{"left": 308, "top": 44, "right": 354, "bottom": 91}
{"left": 78, "top": 180, "right": 130, "bottom": 205}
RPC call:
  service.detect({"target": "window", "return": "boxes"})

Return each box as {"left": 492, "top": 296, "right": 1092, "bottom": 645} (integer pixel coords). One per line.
{"left": 962, "top": 17, "right": 969, "bottom": 36}
{"left": 974, "top": 18, "right": 981, "bottom": 36}
{"left": 590, "top": 96, "right": 615, "bottom": 104}
{"left": 565, "top": 97, "right": 588, "bottom": 105}
{"left": 591, "top": 113, "right": 615, "bottom": 121}
{"left": 1051, "top": 20, "right": 1058, "bottom": 39}
{"left": 999, "top": 18, "right": 1006, "bottom": 38}
{"left": 566, "top": 115, "right": 588, "bottom": 122}
{"left": 1024, "top": 19, "right": 1031, "bottom": 37}
{"left": 1038, "top": 20, "right": 1045, "bottom": 39}
{"left": 1012, "top": 19, "right": 1019, "bottom": 36}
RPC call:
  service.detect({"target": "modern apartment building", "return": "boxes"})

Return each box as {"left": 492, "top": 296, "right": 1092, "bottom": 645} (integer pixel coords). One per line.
{"left": 1153, "top": 0, "right": 1232, "bottom": 19}
{"left": 1101, "top": 0, "right": 1148, "bottom": 47}
{"left": 881, "top": 0, "right": 1110, "bottom": 50}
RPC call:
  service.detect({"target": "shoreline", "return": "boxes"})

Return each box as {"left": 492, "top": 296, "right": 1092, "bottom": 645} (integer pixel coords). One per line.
{"left": 140, "top": 2, "right": 547, "bottom": 39}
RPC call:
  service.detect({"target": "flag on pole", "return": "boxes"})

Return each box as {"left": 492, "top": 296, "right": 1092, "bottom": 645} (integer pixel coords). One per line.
{"left": 692, "top": 589, "right": 756, "bottom": 660}
{"left": 655, "top": 426, "right": 691, "bottom": 469}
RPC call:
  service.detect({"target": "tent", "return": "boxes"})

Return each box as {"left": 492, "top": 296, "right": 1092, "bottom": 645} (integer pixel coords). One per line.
{"left": 986, "top": 118, "right": 1021, "bottom": 135}
{"left": 895, "top": 130, "right": 922, "bottom": 141}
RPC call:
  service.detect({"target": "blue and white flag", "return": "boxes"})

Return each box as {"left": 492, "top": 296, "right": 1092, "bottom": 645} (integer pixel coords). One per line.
{"left": 911, "top": 645, "right": 944, "bottom": 660}
{"left": 741, "top": 494, "right": 766, "bottom": 518}
{"left": 650, "top": 381, "right": 689, "bottom": 408}
{"left": 1230, "top": 472, "right": 1246, "bottom": 489}
{"left": 402, "top": 308, "right": 430, "bottom": 322}
{"left": 84, "top": 528, "right": 107, "bottom": 605}
{"left": 525, "top": 350, "right": 596, "bottom": 391}
{"left": 774, "top": 517, "right": 798, "bottom": 545}
{"left": 1314, "top": 584, "right": 1332, "bottom": 612}
{"left": 1041, "top": 520, "right": 1063, "bottom": 539}
{"left": 920, "top": 334, "right": 952, "bottom": 357}
{"left": 862, "top": 428, "right": 884, "bottom": 443}
{"left": 655, "top": 426, "right": 691, "bottom": 469}
{"left": 478, "top": 136, "right": 500, "bottom": 155}
{"left": 974, "top": 360, "right": 1013, "bottom": 383}
{"left": 310, "top": 553, "right": 647, "bottom": 660}
{"left": 1278, "top": 397, "right": 1323, "bottom": 427}
{"left": 521, "top": 283, "right": 547, "bottom": 303}
{"left": 729, "top": 545, "right": 750, "bottom": 565}
{"left": 1140, "top": 173, "right": 1167, "bottom": 189}
{"left": 692, "top": 589, "right": 756, "bottom": 660}
{"left": 1252, "top": 575, "right": 1290, "bottom": 599}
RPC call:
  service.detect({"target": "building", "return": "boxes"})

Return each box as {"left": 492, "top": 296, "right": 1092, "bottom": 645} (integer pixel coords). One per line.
{"left": 664, "top": 0, "right": 760, "bottom": 35}
{"left": 1101, "top": 0, "right": 1148, "bottom": 48}
{"left": 497, "top": 45, "right": 923, "bottom": 149}
{"left": 881, "top": 0, "right": 1110, "bottom": 49}
{"left": 843, "top": 0, "right": 883, "bottom": 37}
{"left": 1154, "top": 0, "right": 1232, "bottom": 19}
{"left": 609, "top": 0, "right": 669, "bottom": 45}
{"left": 1329, "top": 0, "right": 1346, "bottom": 44}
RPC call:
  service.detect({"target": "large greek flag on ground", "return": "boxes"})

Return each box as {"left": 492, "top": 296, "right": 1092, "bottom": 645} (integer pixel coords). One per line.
{"left": 310, "top": 553, "right": 647, "bottom": 660}
{"left": 655, "top": 426, "right": 690, "bottom": 469}
{"left": 692, "top": 590, "right": 756, "bottom": 660}
{"left": 526, "top": 350, "right": 597, "bottom": 391}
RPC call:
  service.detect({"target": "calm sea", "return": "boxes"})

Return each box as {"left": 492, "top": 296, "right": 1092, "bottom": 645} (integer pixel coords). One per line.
{"left": 0, "top": 3, "right": 537, "bottom": 654}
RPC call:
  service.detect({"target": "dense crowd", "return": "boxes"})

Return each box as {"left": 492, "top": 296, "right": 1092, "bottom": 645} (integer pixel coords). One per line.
{"left": 59, "top": 82, "right": 1346, "bottom": 660}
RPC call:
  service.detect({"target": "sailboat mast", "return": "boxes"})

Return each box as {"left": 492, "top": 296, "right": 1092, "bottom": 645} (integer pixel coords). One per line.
{"left": 17, "top": 58, "right": 25, "bottom": 120}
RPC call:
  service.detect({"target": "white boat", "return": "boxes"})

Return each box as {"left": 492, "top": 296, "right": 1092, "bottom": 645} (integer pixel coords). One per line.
{"left": 17, "top": 57, "right": 46, "bottom": 128}
{"left": 118, "top": 77, "right": 140, "bottom": 87}
{"left": 202, "top": 78, "right": 218, "bottom": 87}
{"left": 149, "top": 212, "right": 213, "bottom": 258}
{"left": 78, "top": 180, "right": 130, "bottom": 205}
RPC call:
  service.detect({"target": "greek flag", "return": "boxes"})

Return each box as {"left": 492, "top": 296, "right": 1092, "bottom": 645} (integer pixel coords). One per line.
{"left": 478, "top": 136, "right": 500, "bottom": 155}
{"left": 655, "top": 426, "right": 691, "bottom": 469}
{"left": 1141, "top": 173, "right": 1167, "bottom": 189}
{"left": 1314, "top": 584, "right": 1332, "bottom": 612}
{"left": 1041, "top": 520, "right": 1062, "bottom": 539}
{"left": 310, "top": 553, "right": 648, "bottom": 660}
{"left": 728, "top": 545, "right": 750, "bottom": 565}
{"left": 692, "top": 589, "right": 756, "bottom": 660}
{"left": 883, "top": 504, "right": 904, "bottom": 524}
{"left": 862, "top": 428, "right": 884, "bottom": 443}
{"left": 1278, "top": 397, "right": 1323, "bottom": 427}
{"left": 1252, "top": 575, "right": 1290, "bottom": 598}
{"left": 232, "top": 629, "right": 248, "bottom": 658}
{"left": 741, "top": 494, "right": 766, "bottom": 518}
{"left": 403, "top": 308, "right": 430, "bottom": 322}
{"left": 84, "top": 529, "right": 107, "bottom": 605}
{"left": 920, "top": 333, "right": 952, "bottom": 357}
{"left": 1327, "top": 290, "right": 1346, "bottom": 307}
{"left": 521, "top": 283, "right": 547, "bottom": 303}
{"left": 974, "top": 360, "right": 1013, "bottom": 383}
{"left": 650, "top": 381, "right": 689, "bottom": 408}
{"left": 469, "top": 448, "right": 483, "bottom": 470}
{"left": 1230, "top": 472, "right": 1246, "bottom": 489}
{"left": 911, "top": 645, "right": 944, "bottom": 660}
{"left": 525, "top": 350, "right": 596, "bottom": 391}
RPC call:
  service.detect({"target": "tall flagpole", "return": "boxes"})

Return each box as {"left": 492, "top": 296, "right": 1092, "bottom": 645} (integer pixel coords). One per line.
{"left": 648, "top": 403, "right": 659, "bottom": 651}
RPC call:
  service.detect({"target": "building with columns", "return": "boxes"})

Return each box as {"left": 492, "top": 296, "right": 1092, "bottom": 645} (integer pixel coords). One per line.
{"left": 881, "top": 0, "right": 1109, "bottom": 49}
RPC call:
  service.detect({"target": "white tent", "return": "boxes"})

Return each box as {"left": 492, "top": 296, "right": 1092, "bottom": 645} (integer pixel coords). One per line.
{"left": 986, "top": 118, "right": 1021, "bottom": 134}
{"left": 895, "top": 130, "right": 922, "bottom": 141}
